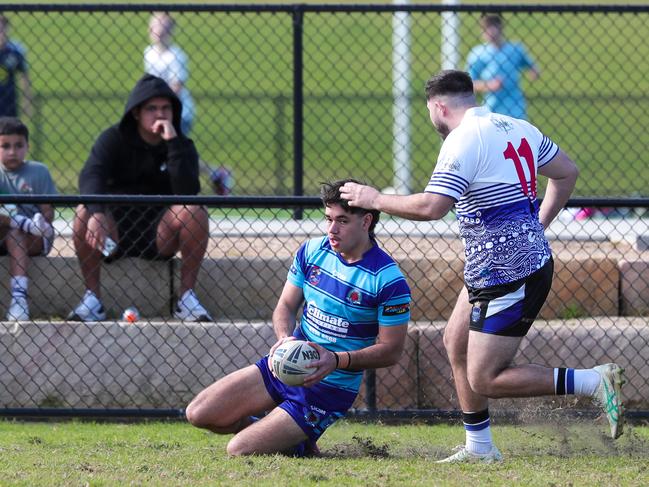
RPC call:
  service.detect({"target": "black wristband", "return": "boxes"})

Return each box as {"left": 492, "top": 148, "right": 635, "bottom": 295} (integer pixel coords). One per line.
{"left": 346, "top": 351, "right": 352, "bottom": 370}
{"left": 333, "top": 352, "right": 340, "bottom": 369}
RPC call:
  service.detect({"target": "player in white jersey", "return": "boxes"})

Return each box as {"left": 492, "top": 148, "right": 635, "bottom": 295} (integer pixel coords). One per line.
{"left": 340, "top": 70, "right": 625, "bottom": 463}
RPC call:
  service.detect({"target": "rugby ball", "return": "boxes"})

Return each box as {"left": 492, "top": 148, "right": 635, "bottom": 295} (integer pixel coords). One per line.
{"left": 271, "top": 340, "right": 319, "bottom": 386}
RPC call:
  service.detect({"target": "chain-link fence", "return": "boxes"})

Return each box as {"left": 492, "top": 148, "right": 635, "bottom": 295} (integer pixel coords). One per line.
{"left": 0, "top": 4, "right": 648, "bottom": 197}
{"left": 0, "top": 4, "right": 648, "bottom": 419}
{"left": 0, "top": 195, "right": 648, "bottom": 418}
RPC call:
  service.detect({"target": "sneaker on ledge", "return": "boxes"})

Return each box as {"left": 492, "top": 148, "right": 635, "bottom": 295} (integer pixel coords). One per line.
{"left": 174, "top": 289, "right": 213, "bottom": 322}
{"left": 67, "top": 290, "right": 107, "bottom": 322}
{"left": 7, "top": 295, "right": 29, "bottom": 321}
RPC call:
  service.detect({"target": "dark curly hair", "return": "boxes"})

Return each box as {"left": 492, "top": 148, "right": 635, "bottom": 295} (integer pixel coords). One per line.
{"left": 320, "top": 178, "right": 380, "bottom": 237}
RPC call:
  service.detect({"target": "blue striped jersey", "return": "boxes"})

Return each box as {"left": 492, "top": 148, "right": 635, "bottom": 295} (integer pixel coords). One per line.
{"left": 287, "top": 236, "right": 411, "bottom": 392}
{"left": 425, "top": 106, "right": 559, "bottom": 289}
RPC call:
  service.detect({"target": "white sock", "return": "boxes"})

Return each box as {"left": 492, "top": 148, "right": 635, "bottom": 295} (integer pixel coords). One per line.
{"left": 11, "top": 275, "right": 28, "bottom": 298}
{"left": 466, "top": 426, "right": 493, "bottom": 455}
{"left": 554, "top": 367, "right": 601, "bottom": 396}
{"left": 573, "top": 369, "right": 601, "bottom": 396}
{"left": 463, "top": 410, "right": 493, "bottom": 455}
{"left": 10, "top": 214, "right": 39, "bottom": 236}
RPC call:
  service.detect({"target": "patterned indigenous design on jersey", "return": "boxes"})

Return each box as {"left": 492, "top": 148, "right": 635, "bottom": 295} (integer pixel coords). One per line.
{"left": 425, "top": 106, "right": 559, "bottom": 289}
{"left": 287, "top": 236, "right": 411, "bottom": 392}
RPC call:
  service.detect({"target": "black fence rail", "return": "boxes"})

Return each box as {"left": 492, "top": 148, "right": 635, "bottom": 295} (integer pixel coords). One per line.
{"left": 0, "top": 4, "right": 648, "bottom": 196}
{"left": 0, "top": 195, "right": 647, "bottom": 419}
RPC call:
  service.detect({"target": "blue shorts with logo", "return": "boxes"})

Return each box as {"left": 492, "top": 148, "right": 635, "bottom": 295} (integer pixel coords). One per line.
{"left": 255, "top": 356, "right": 357, "bottom": 441}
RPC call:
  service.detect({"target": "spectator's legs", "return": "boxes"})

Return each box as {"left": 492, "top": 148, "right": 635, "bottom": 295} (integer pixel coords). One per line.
{"left": 157, "top": 205, "right": 208, "bottom": 294}
{"left": 5, "top": 228, "right": 44, "bottom": 276}
{"left": 72, "top": 205, "right": 118, "bottom": 298}
{"left": 4, "top": 229, "right": 45, "bottom": 320}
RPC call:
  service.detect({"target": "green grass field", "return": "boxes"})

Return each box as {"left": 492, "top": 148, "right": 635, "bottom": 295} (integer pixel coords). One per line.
{"left": 0, "top": 419, "right": 647, "bottom": 486}
{"left": 6, "top": 5, "right": 649, "bottom": 196}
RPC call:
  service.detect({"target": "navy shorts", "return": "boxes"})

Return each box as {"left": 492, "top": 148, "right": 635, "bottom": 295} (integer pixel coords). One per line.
{"left": 467, "top": 258, "right": 554, "bottom": 337}
{"left": 255, "top": 356, "right": 357, "bottom": 442}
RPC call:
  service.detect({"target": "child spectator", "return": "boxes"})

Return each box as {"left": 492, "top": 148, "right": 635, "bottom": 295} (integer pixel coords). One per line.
{"left": 0, "top": 117, "right": 57, "bottom": 321}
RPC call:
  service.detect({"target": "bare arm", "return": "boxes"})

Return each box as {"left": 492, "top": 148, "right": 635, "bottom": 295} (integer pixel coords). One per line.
{"left": 303, "top": 324, "right": 408, "bottom": 387}
{"left": 473, "top": 78, "right": 503, "bottom": 93}
{"left": 267, "top": 281, "right": 304, "bottom": 372}
{"left": 339, "top": 182, "right": 455, "bottom": 221}
{"left": 537, "top": 149, "right": 579, "bottom": 228}
{"left": 271, "top": 281, "right": 303, "bottom": 340}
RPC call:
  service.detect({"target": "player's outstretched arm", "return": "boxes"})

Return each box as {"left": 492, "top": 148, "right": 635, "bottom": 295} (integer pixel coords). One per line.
{"left": 339, "top": 182, "right": 454, "bottom": 221}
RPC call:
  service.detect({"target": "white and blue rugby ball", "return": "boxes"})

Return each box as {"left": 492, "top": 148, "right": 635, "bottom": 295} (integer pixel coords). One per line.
{"left": 271, "top": 340, "right": 319, "bottom": 386}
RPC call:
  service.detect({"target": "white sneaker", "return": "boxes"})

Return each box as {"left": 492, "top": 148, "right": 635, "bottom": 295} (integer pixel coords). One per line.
{"left": 592, "top": 363, "right": 625, "bottom": 439}
{"left": 32, "top": 212, "right": 54, "bottom": 239}
{"left": 67, "top": 290, "right": 107, "bottom": 322}
{"left": 7, "top": 296, "right": 29, "bottom": 321}
{"left": 436, "top": 445, "right": 503, "bottom": 464}
{"left": 174, "top": 289, "right": 212, "bottom": 322}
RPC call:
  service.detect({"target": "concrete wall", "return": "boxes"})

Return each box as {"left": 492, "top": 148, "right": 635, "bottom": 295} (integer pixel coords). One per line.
{"left": 1, "top": 318, "right": 646, "bottom": 411}
{"left": 0, "top": 253, "right": 639, "bottom": 321}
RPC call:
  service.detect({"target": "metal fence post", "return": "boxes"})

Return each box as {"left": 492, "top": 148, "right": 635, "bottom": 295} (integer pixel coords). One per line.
{"left": 292, "top": 5, "right": 304, "bottom": 219}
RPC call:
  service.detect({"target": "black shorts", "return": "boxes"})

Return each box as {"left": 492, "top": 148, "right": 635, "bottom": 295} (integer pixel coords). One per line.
{"left": 107, "top": 205, "right": 168, "bottom": 261}
{"left": 467, "top": 257, "right": 554, "bottom": 337}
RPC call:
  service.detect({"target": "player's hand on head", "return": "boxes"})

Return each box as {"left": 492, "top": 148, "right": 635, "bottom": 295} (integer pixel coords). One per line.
{"left": 152, "top": 119, "right": 177, "bottom": 140}
{"left": 301, "top": 342, "right": 336, "bottom": 388}
{"left": 339, "top": 182, "right": 379, "bottom": 210}
{"left": 267, "top": 335, "right": 296, "bottom": 377}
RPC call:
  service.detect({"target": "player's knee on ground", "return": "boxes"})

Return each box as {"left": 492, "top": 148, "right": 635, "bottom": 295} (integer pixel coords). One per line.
{"left": 226, "top": 435, "right": 256, "bottom": 457}
{"left": 185, "top": 400, "right": 212, "bottom": 428}
{"left": 185, "top": 397, "right": 235, "bottom": 430}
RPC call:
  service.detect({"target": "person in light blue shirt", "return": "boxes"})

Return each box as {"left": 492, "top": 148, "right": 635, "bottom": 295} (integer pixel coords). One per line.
{"left": 186, "top": 178, "right": 411, "bottom": 457}
{"left": 466, "top": 14, "right": 539, "bottom": 121}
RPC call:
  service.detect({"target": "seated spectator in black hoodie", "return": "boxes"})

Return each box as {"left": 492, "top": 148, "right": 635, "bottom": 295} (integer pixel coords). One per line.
{"left": 68, "top": 74, "right": 211, "bottom": 322}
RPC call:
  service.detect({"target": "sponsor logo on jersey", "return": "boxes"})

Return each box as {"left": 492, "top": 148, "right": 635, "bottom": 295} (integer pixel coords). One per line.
{"left": 306, "top": 302, "right": 350, "bottom": 334}
{"left": 346, "top": 288, "right": 362, "bottom": 305}
{"left": 289, "top": 264, "right": 298, "bottom": 275}
{"left": 307, "top": 266, "right": 321, "bottom": 285}
{"left": 382, "top": 303, "right": 409, "bottom": 316}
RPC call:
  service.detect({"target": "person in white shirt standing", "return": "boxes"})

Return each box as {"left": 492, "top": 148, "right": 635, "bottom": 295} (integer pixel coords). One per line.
{"left": 340, "top": 69, "right": 625, "bottom": 463}
{"left": 144, "top": 12, "right": 195, "bottom": 136}
{"left": 144, "top": 12, "right": 232, "bottom": 196}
